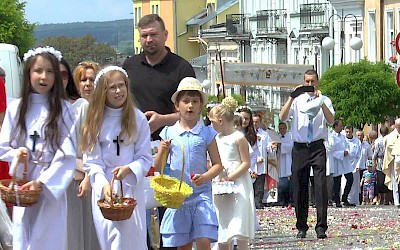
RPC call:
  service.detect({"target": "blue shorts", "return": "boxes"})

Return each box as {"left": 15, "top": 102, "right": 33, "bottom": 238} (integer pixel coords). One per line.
{"left": 160, "top": 198, "right": 218, "bottom": 247}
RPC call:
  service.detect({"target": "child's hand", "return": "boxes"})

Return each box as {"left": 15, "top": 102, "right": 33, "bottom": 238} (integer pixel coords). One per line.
{"left": 103, "top": 184, "right": 112, "bottom": 202}
{"left": 191, "top": 173, "right": 206, "bottom": 186}
{"left": 267, "top": 159, "right": 277, "bottom": 167}
{"left": 19, "top": 180, "right": 42, "bottom": 191}
{"left": 16, "top": 147, "right": 29, "bottom": 163}
{"left": 112, "top": 166, "right": 132, "bottom": 180}
{"left": 250, "top": 172, "right": 257, "bottom": 179}
{"left": 257, "top": 156, "right": 264, "bottom": 163}
{"left": 78, "top": 175, "right": 91, "bottom": 198}
{"left": 159, "top": 140, "right": 171, "bottom": 153}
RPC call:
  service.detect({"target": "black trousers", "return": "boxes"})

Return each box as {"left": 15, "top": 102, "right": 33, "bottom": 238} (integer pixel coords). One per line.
{"left": 291, "top": 140, "right": 327, "bottom": 232}
{"left": 333, "top": 172, "right": 353, "bottom": 204}
{"left": 278, "top": 176, "right": 292, "bottom": 206}
{"left": 253, "top": 174, "right": 266, "bottom": 209}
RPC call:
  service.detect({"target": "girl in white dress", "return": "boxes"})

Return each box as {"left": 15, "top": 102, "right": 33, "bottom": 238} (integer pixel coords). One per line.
{"left": 60, "top": 58, "right": 100, "bottom": 250}
{"left": 208, "top": 97, "right": 255, "bottom": 250}
{"left": 0, "top": 47, "right": 77, "bottom": 250}
{"left": 81, "top": 66, "right": 152, "bottom": 250}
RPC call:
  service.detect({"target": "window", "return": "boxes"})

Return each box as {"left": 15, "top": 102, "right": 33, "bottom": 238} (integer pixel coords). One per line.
{"left": 292, "top": 0, "right": 299, "bottom": 13}
{"left": 386, "top": 10, "right": 394, "bottom": 61}
{"left": 276, "top": 0, "right": 284, "bottom": 9}
{"left": 156, "top": 5, "right": 159, "bottom": 14}
{"left": 134, "top": 8, "right": 138, "bottom": 27}
{"left": 261, "top": 47, "right": 266, "bottom": 63}
{"left": 294, "top": 48, "right": 299, "bottom": 64}
{"left": 368, "top": 11, "right": 376, "bottom": 61}
{"left": 152, "top": 5, "right": 154, "bottom": 14}
{"left": 304, "top": 48, "right": 309, "bottom": 64}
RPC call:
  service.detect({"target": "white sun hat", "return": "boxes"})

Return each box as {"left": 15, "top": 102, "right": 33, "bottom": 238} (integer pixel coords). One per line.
{"left": 171, "top": 77, "right": 208, "bottom": 104}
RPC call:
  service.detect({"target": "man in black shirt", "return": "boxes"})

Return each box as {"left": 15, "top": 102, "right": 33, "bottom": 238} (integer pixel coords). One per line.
{"left": 122, "top": 14, "right": 195, "bottom": 250}
{"left": 123, "top": 14, "right": 195, "bottom": 141}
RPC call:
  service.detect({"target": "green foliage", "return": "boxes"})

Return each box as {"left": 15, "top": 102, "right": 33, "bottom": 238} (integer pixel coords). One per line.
{"left": 320, "top": 59, "right": 400, "bottom": 129}
{"left": 117, "top": 40, "right": 134, "bottom": 55}
{"left": 0, "top": 0, "right": 35, "bottom": 53}
{"left": 40, "top": 35, "right": 117, "bottom": 67}
{"left": 231, "top": 93, "right": 245, "bottom": 106}
{"left": 201, "top": 94, "right": 245, "bottom": 117}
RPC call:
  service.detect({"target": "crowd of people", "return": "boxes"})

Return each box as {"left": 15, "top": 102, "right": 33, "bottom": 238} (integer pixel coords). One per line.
{"left": 0, "top": 13, "right": 258, "bottom": 250}
{"left": 1, "top": 12, "right": 400, "bottom": 250}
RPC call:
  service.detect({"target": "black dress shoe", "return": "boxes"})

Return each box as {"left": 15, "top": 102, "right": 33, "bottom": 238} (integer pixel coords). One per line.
{"left": 336, "top": 203, "right": 342, "bottom": 208}
{"left": 316, "top": 231, "right": 327, "bottom": 239}
{"left": 343, "top": 201, "right": 356, "bottom": 207}
{"left": 296, "top": 230, "right": 306, "bottom": 238}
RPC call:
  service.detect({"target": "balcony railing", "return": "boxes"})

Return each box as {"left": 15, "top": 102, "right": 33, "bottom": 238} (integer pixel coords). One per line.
{"left": 226, "top": 14, "right": 250, "bottom": 37}
{"left": 256, "top": 9, "right": 287, "bottom": 34}
{"left": 299, "top": 3, "right": 328, "bottom": 30}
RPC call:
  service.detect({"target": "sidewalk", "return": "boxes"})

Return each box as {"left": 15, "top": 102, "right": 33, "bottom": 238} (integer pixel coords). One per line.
{"left": 252, "top": 205, "right": 400, "bottom": 249}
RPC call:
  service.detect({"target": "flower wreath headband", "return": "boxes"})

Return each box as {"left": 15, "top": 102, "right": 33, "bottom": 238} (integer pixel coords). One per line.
{"left": 23, "top": 46, "right": 63, "bottom": 62}
{"left": 94, "top": 66, "right": 129, "bottom": 87}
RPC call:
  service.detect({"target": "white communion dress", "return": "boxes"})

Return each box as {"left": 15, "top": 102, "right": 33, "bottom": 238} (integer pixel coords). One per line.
{"left": 213, "top": 130, "right": 255, "bottom": 244}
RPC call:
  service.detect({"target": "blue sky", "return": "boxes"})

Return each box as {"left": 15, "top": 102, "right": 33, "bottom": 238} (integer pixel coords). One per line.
{"left": 24, "top": 0, "right": 133, "bottom": 24}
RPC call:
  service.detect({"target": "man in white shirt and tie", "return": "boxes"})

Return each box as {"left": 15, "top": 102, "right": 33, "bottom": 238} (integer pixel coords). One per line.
{"left": 279, "top": 69, "right": 335, "bottom": 239}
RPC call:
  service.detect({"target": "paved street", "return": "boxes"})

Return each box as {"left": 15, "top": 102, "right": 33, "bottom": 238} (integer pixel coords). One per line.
{"left": 251, "top": 205, "right": 400, "bottom": 249}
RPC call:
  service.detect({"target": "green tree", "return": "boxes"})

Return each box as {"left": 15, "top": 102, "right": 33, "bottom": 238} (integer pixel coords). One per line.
{"left": 320, "top": 59, "right": 400, "bottom": 129}
{"left": 40, "top": 35, "right": 117, "bottom": 67}
{"left": 202, "top": 93, "right": 245, "bottom": 117}
{"left": 117, "top": 40, "right": 134, "bottom": 55}
{"left": 0, "top": 0, "right": 35, "bottom": 53}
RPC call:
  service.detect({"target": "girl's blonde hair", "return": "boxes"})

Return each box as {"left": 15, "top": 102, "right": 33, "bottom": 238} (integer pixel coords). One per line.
{"left": 208, "top": 96, "right": 237, "bottom": 122}
{"left": 81, "top": 69, "right": 137, "bottom": 153}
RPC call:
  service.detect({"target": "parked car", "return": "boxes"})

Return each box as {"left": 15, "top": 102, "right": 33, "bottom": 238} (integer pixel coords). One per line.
{"left": 0, "top": 43, "right": 22, "bottom": 102}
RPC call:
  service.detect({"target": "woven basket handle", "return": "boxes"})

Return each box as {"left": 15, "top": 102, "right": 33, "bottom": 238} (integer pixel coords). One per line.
{"left": 109, "top": 174, "right": 124, "bottom": 208}
{"left": 160, "top": 139, "right": 185, "bottom": 191}
{"left": 12, "top": 148, "right": 29, "bottom": 185}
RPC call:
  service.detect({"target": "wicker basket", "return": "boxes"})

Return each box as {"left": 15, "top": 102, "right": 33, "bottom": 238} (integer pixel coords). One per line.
{"left": 0, "top": 154, "right": 42, "bottom": 207}
{"left": 150, "top": 140, "right": 193, "bottom": 209}
{"left": 97, "top": 175, "right": 137, "bottom": 221}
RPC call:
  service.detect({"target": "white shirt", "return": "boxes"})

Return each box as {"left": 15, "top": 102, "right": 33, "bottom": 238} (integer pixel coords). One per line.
{"left": 253, "top": 128, "right": 271, "bottom": 175}
{"left": 279, "top": 132, "right": 293, "bottom": 178}
{"left": 286, "top": 93, "right": 335, "bottom": 143}
{"left": 357, "top": 140, "right": 373, "bottom": 170}
{"left": 346, "top": 136, "right": 361, "bottom": 173}
{"left": 326, "top": 131, "right": 351, "bottom": 177}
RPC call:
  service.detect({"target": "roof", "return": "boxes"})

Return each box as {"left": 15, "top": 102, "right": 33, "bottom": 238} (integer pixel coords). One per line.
{"left": 186, "top": 10, "right": 217, "bottom": 26}
{"left": 186, "top": 0, "right": 238, "bottom": 26}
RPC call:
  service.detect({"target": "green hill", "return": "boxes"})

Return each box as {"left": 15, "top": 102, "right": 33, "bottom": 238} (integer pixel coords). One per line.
{"left": 34, "top": 19, "right": 134, "bottom": 54}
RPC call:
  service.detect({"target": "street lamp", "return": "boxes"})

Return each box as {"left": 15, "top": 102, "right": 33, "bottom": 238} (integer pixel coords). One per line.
{"left": 322, "top": 13, "right": 363, "bottom": 64}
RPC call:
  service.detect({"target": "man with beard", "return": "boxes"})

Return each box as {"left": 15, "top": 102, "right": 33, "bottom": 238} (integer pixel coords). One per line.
{"left": 123, "top": 14, "right": 195, "bottom": 250}
{"left": 123, "top": 14, "right": 195, "bottom": 141}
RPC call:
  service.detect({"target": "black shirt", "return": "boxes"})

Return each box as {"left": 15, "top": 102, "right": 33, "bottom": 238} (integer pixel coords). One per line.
{"left": 122, "top": 47, "right": 195, "bottom": 139}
